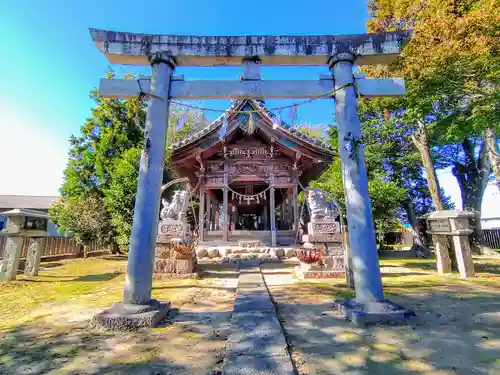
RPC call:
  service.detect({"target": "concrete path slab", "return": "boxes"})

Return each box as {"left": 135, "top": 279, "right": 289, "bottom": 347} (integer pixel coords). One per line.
{"left": 222, "top": 267, "right": 295, "bottom": 375}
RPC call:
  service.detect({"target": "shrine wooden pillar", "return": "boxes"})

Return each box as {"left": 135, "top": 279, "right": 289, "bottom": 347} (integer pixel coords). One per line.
{"left": 198, "top": 176, "right": 205, "bottom": 242}
{"left": 270, "top": 174, "right": 277, "bottom": 246}
{"left": 206, "top": 194, "right": 211, "bottom": 231}
{"left": 292, "top": 174, "right": 299, "bottom": 232}
{"left": 263, "top": 204, "right": 268, "bottom": 230}
{"left": 223, "top": 171, "right": 229, "bottom": 242}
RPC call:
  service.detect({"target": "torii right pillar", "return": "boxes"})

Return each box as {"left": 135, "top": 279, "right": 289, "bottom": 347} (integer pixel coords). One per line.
{"left": 329, "top": 53, "right": 411, "bottom": 326}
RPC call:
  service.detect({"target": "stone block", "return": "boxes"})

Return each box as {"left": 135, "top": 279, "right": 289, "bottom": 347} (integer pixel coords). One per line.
{"left": 24, "top": 238, "right": 44, "bottom": 277}
{"left": 176, "top": 258, "right": 195, "bottom": 274}
{"left": 0, "top": 236, "right": 23, "bottom": 281}
{"left": 155, "top": 244, "right": 171, "bottom": 259}
{"left": 93, "top": 300, "right": 170, "bottom": 330}
{"left": 208, "top": 248, "right": 220, "bottom": 258}
{"left": 154, "top": 258, "right": 175, "bottom": 274}
{"left": 271, "top": 248, "right": 285, "bottom": 259}
{"left": 284, "top": 248, "right": 295, "bottom": 258}
{"left": 219, "top": 247, "right": 232, "bottom": 257}
{"left": 196, "top": 248, "right": 208, "bottom": 258}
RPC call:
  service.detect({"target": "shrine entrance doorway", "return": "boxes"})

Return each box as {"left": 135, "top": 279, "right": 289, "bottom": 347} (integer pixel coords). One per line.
{"left": 239, "top": 213, "right": 257, "bottom": 231}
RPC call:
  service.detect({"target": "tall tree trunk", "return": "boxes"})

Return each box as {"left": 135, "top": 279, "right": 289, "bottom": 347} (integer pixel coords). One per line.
{"left": 403, "top": 200, "right": 430, "bottom": 257}
{"left": 485, "top": 128, "right": 500, "bottom": 192}
{"left": 403, "top": 200, "right": 430, "bottom": 256}
{"left": 412, "top": 121, "right": 445, "bottom": 210}
{"left": 83, "top": 244, "right": 90, "bottom": 258}
{"left": 108, "top": 238, "right": 122, "bottom": 255}
{"left": 452, "top": 137, "right": 491, "bottom": 254}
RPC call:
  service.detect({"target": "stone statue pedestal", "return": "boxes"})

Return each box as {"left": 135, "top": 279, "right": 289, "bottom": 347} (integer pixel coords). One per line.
{"left": 296, "top": 219, "right": 346, "bottom": 280}
{"left": 153, "top": 219, "right": 197, "bottom": 279}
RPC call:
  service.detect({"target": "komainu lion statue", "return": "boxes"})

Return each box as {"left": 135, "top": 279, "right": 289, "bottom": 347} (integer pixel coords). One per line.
{"left": 306, "top": 188, "right": 339, "bottom": 221}
{"left": 160, "top": 190, "right": 189, "bottom": 221}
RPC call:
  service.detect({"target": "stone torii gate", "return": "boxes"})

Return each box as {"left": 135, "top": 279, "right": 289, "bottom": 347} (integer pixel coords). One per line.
{"left": 90, "top": 29, "right": 411, "bottom": 329}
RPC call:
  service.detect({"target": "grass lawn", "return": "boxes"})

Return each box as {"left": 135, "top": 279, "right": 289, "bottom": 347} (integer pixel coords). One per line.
{"left": 3, "top": 255, "right": 500, "bottom": 374}
{"left": 265, "top": 255, "right": 500, "bottom": 375}
{"left": 0, "top": 257, "right": 237, "bottom": 375}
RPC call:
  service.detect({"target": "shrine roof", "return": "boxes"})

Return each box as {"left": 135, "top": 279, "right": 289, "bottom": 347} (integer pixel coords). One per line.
{"left": 170, "top": 100, "right": 335, "bottom": 154}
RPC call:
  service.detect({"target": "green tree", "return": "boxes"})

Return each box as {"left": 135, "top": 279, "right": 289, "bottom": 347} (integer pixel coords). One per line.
{"left": 360, "top": 98, "right": 455, "bottom": 254}
{"left": 54, "top": 74, "right": 203, "bottom": 252}
{"left": 50, "top": 195, "right": 112, "bottom": 257}
{"left": 303, "top": 124, "right": 408, "bottom": 243}
{"left": 365, "top": 0, "right": 499, "bottom": 253}
{"left": 103, "top": 147, "right": 143, "bottom": 250}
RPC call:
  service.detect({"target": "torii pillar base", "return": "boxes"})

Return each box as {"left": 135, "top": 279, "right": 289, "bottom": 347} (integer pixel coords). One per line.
{"left": 333, "top": 299, "right": 414, "bottom": 327}
{"left": 92, "top": 299, "right": 170, "bottom": 331}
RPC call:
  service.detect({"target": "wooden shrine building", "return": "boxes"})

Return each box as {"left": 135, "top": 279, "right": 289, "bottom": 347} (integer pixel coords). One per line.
{"left": 170, "top": 99, "right": 336, "bottom": 246}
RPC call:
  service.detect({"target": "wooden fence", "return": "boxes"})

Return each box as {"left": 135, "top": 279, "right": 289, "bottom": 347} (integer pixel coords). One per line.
{"left": 483, "top": 229, "right": 500, "bottom": 249}
{"left": 0, "top": 236, "right": 105, "bottom": 259}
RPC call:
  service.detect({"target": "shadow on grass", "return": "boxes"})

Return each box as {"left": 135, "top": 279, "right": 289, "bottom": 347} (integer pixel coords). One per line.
{"left": 200, "top": 271, "right": 239, "bottom": 279}
{"left": 0, "top": 305, "right": 232, "bottom": 375}
{"left": 474, "top": 262, "right": 500, "bottom": 275}
{"left": 153, "top": 284, "right": 237, "bottom": 293}
{"left": 381, "top": 272, "right": 433, "bottom": 277}
{"left": 39, "top": 262, "right": 64, "bottom": 269}
{"left": 102, "top": 255, "right": 128, "bottom": 261}
{"left": 21, "top": 272, "right": 122, "bottom": 283}
{"left": 72, "top": 272, "right": 122, "bottom": 282}
{"left": 268, "top": 280, "right": 500, "bottom": 375}
{"left": 386, "top": 260, "right": 500, "bottom": 275}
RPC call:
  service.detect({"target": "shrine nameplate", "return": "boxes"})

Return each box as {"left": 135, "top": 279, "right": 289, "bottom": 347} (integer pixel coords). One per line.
{"left": 205, "top": 176, "right": 225, "bottom": 187}
{"left": 229, "top": 147, "right": 270, "bottom": 157}
{"left": 273, "top": 176, "right": 293, "bottom": 185}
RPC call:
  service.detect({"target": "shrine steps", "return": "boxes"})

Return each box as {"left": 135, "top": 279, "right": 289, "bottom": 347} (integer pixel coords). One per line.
{"left": 196, "top": 243, "right": 299, "bottom": 263}
{"left": 204, "top": 230, "right": 296, "bottom": 246}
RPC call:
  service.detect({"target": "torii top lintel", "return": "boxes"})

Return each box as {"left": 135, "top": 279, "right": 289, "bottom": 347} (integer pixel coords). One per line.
{"left": 89, "top": 28, "right": 411, "bottom": 66}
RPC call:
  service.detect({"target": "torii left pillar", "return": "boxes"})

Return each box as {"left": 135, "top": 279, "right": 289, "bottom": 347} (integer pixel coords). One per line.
{"left": 93, "top": 52, "right": 175, "bottom": 330}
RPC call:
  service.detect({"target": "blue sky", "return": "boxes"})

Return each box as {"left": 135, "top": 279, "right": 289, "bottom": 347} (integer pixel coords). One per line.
{"left": 0, "top": 0, "right": 497, "bottom": 215}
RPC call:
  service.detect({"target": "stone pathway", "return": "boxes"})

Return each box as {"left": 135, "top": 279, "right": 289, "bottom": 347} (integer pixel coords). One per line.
{"left": 222, "top": 264, "right": 296, "bottom": 375}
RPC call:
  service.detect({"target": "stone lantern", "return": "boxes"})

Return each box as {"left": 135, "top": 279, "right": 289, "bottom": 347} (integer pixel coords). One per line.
{"left": 425, "top": 210, "right": 475, "bottom": 279}
{"left": 0, "top": 209, "right": 50, "bottom": 280}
